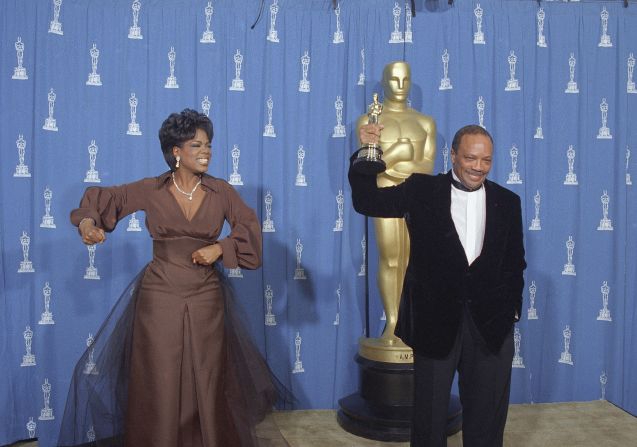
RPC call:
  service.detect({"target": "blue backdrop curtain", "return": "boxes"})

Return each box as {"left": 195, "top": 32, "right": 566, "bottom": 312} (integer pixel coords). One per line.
{"left": 1, "top": 0, "right": 636, "bottom": 445}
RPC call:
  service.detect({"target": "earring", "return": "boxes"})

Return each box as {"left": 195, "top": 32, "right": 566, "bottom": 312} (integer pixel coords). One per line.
{"left": 176, "top": 156, "right": 180, "bottom": 169}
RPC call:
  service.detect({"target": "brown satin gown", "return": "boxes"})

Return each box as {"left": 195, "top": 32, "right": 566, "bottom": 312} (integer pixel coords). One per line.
{"left": 70, "top": 172, "right": 262, "bottom": 447}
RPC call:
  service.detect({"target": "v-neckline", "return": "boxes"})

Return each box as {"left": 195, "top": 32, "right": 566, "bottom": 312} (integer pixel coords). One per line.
{"left": 168, "top": 186, "right": 205, "bottom": 223}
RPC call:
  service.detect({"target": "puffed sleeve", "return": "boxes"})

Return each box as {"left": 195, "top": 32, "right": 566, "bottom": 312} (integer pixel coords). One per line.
{"left": 69, "top": 179, "right": 150, "bottom": 232}
{"left": 216, "top": 183, "right": 262, "bottom": 270}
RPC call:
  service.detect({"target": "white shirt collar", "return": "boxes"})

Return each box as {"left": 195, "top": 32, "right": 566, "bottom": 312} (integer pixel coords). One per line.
{"left": 451, "top": 169, "right": 485, "bottom": 192}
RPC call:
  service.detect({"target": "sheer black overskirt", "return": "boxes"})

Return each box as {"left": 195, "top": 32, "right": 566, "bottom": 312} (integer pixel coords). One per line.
{"left": 57, "top": 264, "right": 290, "bottom": 447}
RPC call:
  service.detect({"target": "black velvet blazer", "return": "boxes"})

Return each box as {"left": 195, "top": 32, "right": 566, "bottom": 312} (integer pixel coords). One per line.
{"left": 349, "top": 160, "right": 526, "bottom": 359}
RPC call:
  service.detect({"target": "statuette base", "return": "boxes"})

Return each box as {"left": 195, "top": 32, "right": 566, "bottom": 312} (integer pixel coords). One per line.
{"left": 507, "top": 173, "right": 522, "bottom": 184}
{"left": 39, "top": 409, "right": 54, "bottom": 421}
{"left": 505, "top": 79, "right": 520, "bottom": 92}
{"left": 265, "top": 313, "right": 276, "bottom": 326}
{"left": 597, "top": 219, "right": 613, "bottom": 231}
{"left": 562, "top": 264, "right": 576, "bottom": 276}
{"left": 18, "top": 261, "right": 34, "bottom": 273}
{"left": 229, "top": 174, "right": 243, "bottom": 186}
{"left": 332, "top": 125, "right": 346, "bottom": 138}
{"left": 598, "top": 36, "right": 612, "bottom": 48}
{"left": 292, "top": 360, "right": 304, "bottom": 374}
{"left": 229, "top": 79, "right": 244, "bottom": 91}
{"left": 228, "top": 268, "right": 243, "bottom": 278}
{"left": 353, "top": 146, "right": 386, "bottom": 175}
{"left": 263, "top": 124, "right": 276, "bottom": 137}
{"left": 200, "top": 31, "right": 215, "bottom": 43}
{"left": 21, "top": 355, "right": 36, "bottom": 367}
{"left": 49, "top": 22, "right": 63, "bottom": 35}
{"left": 267, "top": 31, "right": 279, "bottom": 43}
{"left": 43, "top": 118, "right": 58, "bottom": 132}
{"left": 165, "top": 76, "right": 179, "bottom": 89}
{"left": 529, "top": 219, "right": 541, "bottom": 231}
{"left": 262, "top": 220, "right": 275, "bottom": 233}
{"left": 337, "top": 354, "right": 462, "bottom": 441}
{"left": 13, "top": 67, "right": 28, "bottom": 80}
{"left": 84, "top": 267, "right": 100, "bottom": 280}
{"left": 39, "top": 312, "right": 55, "bottom": 325}
{"left": 389, "top": 31, "right": 404, "bottom": 44}
{"left": 439, "top": 78, "right": 453, "bottom": 91}
{"left": 564, "top": 174, "right": 578, "bottom": 186}
{"left": 86, "top": 73, "right": 102, "bottom": 86}
{"left": 40, "top": 216, "right": 56, "bottom": 229}
{"left": 597, "top": 127, "right": 612, "bottom": 140}
{"left": 512, "top": 355, "right": 525, "bottom": 368}
{"left": 127, "top": 219, "right": 142, "bottom": 232}
{"left": 295, "top": 175, "right": 307, "bottom": 187}
{"left": 84, "top": 170, "right": 101, "bottom": 183}
{"left": 127, "top": 123, "right": 141, "bottom": 136}
{"left": 14, "top": 165, "right": 31, "bottom": 178}
{"left": 559, "top": 352, "right": 573, "bottom": 365}
{"left": 597, "top": 309, "right": 612, "bottom": 321}
{"left": 565, "top": 82, "right": 579, "bottom": 94}
{"left": 128, "top": 27, "right": 143, "bottom": 40}
{"left": 83, "top": 362, "right": 99, "bottom": 375}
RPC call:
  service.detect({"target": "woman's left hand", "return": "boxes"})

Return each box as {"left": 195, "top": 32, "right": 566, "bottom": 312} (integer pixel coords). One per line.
{"left": 192, "top": 244, "right": 223, "bottom": 265}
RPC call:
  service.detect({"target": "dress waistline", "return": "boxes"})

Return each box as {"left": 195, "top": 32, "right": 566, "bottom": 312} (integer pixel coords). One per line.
{"left": 152, "top": 238, "right": 216, "bottom": 269}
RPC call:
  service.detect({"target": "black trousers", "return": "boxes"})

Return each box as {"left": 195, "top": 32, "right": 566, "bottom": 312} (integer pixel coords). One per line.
{"left": 411, "top": 306, "right": 514, "bottom": 447}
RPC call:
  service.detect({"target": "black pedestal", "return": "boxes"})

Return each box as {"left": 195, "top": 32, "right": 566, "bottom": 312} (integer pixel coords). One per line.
{"left": 337, "top": 355, "right": 462, "bottom": 442}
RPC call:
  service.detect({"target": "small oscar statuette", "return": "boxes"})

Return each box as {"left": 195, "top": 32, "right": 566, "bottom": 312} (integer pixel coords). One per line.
{"left": 39, "top": 378, "right": 54, "bottom": 420}
{"left": 353, "top": 93, "right": 386, "bottom": 175}
{"left": 264, "top": 285, "right": 276, "bottom": 326}
{"left": 26, "top": 417, "right": 36, "bottom": 438}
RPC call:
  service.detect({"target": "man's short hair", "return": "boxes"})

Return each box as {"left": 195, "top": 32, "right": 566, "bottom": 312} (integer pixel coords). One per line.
{"left": 451, "top": 125, "right": 494, "bottom": 153}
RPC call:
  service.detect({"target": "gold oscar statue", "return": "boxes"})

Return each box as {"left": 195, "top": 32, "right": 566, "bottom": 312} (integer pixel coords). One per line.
{"left": 357, "top": 61, "right": 436, "bottom": 363}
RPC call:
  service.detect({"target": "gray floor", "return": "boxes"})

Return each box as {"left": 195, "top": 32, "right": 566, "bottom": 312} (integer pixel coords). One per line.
{"left": 7, "top": 400, "right": 637, "bottom": 447}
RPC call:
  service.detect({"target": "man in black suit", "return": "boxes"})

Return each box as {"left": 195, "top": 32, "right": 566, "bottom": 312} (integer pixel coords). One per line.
{"left": 349, "top": 124, "right": 526, "bottom": 447}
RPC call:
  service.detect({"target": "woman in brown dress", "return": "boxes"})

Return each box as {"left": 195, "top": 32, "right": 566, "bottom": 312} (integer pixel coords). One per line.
{"left": 58, "top": 109, "right": 278, "bottom": 447}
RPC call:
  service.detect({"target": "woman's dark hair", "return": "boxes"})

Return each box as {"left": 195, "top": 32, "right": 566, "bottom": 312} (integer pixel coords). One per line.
{"left": 158, "top": 109, "right": 213, "bottom": 171}
{"left": 451, "top": 124, "right": 493, "bottom": 153}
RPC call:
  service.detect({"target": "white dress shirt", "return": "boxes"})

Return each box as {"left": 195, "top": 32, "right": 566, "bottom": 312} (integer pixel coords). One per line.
{"left": 450, "top": 170, "right": 486, "bottom": 265}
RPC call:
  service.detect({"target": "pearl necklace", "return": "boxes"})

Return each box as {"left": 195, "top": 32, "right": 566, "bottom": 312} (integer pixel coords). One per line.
{"left": 172, "top": 172, "right": 201, "bottom": 201}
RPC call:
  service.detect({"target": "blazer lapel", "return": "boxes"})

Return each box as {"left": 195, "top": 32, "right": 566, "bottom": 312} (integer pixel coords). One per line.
{"left": 434, "top": 172, "right": 468, "bottom": 266}
{"left": 481, "top": 180, "right": 499, "bottom": 257}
